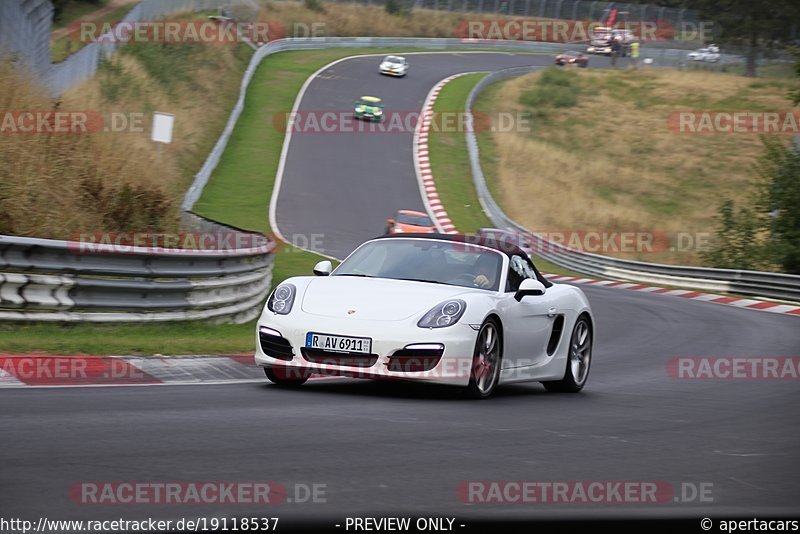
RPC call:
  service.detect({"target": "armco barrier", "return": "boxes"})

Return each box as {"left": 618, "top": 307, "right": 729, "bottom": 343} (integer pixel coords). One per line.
{"left": 463, "top": 67, "right": 800, "bottom": 302}
{"left": 0, "top": 217, "right": 274, "bottom": 323}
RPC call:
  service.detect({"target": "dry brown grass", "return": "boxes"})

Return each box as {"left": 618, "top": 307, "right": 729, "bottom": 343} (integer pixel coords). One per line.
{"left": 257, "top": 1, "right": 583, "bottom": 39}
{"left": 483, "top": 68, "right": 796, "bottom": 265}
{"left": 0, "top": 19, "right": 249, "bottom": 239}
{"left": 259, "top": 1, "right": 464, "bottom": 37}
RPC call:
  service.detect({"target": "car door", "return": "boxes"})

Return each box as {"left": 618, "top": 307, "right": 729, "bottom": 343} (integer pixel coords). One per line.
{"left": 497, "top": 254, "right": 561, "bottom": 369}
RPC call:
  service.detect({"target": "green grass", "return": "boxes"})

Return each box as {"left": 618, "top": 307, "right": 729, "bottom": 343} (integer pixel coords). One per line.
{"left": 0, "top": 321, "right": 255, "bottom": 356}
{"left": 427, "top": 73, "right": 493, "bottom": 233}
{"left": 428, "top": 72, "right": 580, "bottom": 277}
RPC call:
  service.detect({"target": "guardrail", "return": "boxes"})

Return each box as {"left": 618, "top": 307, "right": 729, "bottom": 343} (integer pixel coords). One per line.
{"left": 464, "top": 67, "right": 800, "bottom": 302}
{"left": 0, "top": 215, "right": 274, "bottom": 322}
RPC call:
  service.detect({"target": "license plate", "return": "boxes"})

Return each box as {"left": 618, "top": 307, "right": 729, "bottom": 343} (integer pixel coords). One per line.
{"left": 306, "top": 332, "right": 372, "bottom": 354}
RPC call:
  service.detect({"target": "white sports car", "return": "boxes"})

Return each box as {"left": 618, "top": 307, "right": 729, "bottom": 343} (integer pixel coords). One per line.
{"left": 687, "top": 46, "right": 720, "bottom": 62}
{"left": 255, "top": 234, "right": 594, "bottom": 398}
{"left": 379, "top": 55, "right": 409, "bottom": 77}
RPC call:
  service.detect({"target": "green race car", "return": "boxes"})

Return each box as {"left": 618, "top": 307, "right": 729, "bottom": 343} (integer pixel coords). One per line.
{"left": 354, "top": 96, "right": 384, "bottom": 122}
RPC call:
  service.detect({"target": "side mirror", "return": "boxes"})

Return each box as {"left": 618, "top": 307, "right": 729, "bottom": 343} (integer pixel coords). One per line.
{"left": 514, "top": 278, "right": 546, "bottom": 301}
{"left": 313, "top": 260, "right": 332, "bottom": 276}
{"left": 386, "top": 219, "right": 395, "bottom": 225}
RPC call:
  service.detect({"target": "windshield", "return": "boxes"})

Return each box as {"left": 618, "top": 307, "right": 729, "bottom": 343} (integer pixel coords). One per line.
{"left": 334, "top": 238, "right": 504, "bottom": 291}
{"left": 396, "top": 213, "right": 433, "bottom": 227}
{"left": 358, "top": 99, "right": 381, "bottom": 108}
{"left": 385, "top": 57, "right": 404, "bottom": 65}
{"left": 479, "top": 230, "right": 531, "bottom": 250}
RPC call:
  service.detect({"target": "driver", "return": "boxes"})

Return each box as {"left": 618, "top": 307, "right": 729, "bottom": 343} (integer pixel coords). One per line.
{"left": 472, "top": 254, "right": 498, "bottom": 289}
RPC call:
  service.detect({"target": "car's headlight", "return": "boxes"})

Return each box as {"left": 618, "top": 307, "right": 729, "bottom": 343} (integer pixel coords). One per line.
{"left": 374, "top": 109, "right": 383, "bottom": 115}
{"left": 355, "top": 106, "right": 364, "bottom": 112}
{"left": 418, "top": 299, "right": 466, "bottom": 329}
{"left": 267, "top": 283, "right": 296, "bottom": 315}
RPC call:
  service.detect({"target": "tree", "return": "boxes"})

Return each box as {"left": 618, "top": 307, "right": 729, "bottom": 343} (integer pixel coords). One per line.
{"left": 789, "top": 47, "right": 800, "bottom": 106}
{"left": 758, "top": 137, "right": 800, "bottom": 273}
{"left": 692, "top": 0, "right": 800, "bottom": 77}
{"left": 704, "top": 137, "right": 800, "bottom": 274}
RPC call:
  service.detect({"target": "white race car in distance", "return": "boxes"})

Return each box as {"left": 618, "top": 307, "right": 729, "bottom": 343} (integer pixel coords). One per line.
{"left": 255, "top": 234, "right": 594, "bottom": 398}
{"left": 379, "top": 55, "right": 409, "bottom": 77}
{"left": 687, "top": 45, "right": 720, "bottom": 62}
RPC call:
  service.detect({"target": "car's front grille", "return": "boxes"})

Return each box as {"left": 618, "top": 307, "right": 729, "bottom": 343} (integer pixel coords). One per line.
{"left": 259, "top": 333, "right": 294, "bottom": 361}
{"left": 386, "top": 346, "right": 444, "bottom": 373}
{"left": 301, "top": 348, "right": 378, "bottom": 368}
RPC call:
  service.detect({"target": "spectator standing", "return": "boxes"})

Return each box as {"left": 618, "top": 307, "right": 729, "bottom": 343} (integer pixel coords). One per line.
{"left": 610, "top": 38, "right": 621, "bottom": 67}
{"left": 630, "top": 41, "right": 640, "bottom": 69}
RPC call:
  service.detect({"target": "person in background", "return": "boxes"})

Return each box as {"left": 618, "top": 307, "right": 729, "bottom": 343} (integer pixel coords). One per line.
{"left": 630, "top": 41, "right": 640, "bottom": 69}
{"left": 610, "top": 38, "right": 621, "bottom": 67}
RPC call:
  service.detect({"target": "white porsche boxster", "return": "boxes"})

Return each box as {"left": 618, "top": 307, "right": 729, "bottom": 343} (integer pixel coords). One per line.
{"left": 255, "top": 234, "right": 594, "bottom": 398}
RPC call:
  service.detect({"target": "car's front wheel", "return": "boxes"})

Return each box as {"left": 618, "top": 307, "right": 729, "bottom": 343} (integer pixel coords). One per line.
{"left": 542, "top": 315, "right": 592, "bottom": 392}
{"left": 465, "top": 319, "right": 502, "bottom": 399}
{"left": 264, "top": 367, "right": 309, "bottom": 387}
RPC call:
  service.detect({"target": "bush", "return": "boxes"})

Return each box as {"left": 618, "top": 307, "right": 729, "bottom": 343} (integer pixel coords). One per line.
{"left": 385, "top": 0, "right": 408, "bottom": 16}
{"left": 703, "top": 138, "right": 800, "bottom": 274}
{"left": 304, "top": 0, "right": 325, "bottom": 12}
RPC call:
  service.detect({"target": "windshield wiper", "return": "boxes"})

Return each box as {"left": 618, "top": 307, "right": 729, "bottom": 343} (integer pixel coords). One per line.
{"left": 394, "top": 277, "right": 444, "bottom": 285}
{"left": 336, "top": 273, "right": 374, "bottom": 277}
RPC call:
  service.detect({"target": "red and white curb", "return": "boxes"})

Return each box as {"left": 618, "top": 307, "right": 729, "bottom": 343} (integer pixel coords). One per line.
{"left": 414, "top": 73, "right": 478, "bottom": 235}
{"left": 545, "top": 274, "right": 800, "bottom": 316}
{"left": 417, "top": 77, "right": 800, "bottom": 318}
{"left": 0, "top": 354, "right": 344, "bottom": 388}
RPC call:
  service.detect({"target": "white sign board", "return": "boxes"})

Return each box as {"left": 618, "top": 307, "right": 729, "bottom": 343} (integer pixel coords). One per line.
{"left": 151, "top": 112, "right": 174, "bottom": 144}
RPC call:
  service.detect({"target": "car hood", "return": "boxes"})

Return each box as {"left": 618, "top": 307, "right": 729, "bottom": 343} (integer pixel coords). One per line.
{"left": 300, "top": 276, "right": 475, "bottom": 321}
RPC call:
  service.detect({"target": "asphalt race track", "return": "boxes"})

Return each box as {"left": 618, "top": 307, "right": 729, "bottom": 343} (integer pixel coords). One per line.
{"left": 272, "top": 52, "right": 597, "bottom": 259}
{"left": 2, "top": 52, "right": 799, "bottom": 525}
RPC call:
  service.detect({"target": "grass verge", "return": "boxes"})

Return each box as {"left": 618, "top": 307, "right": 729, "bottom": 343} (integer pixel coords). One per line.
{"left": 481, "top": 67, "right": 796, "bottom": 267}
{"left": 0, "top": 322, "right": 255, "bottom": 355}
{"left": 428, "top": 72, "right": 581, "bottom": 277}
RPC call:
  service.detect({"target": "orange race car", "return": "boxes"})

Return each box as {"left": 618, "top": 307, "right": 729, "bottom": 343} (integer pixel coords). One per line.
{"left": 385, "top": 210, "right": 436, "bottom": 234}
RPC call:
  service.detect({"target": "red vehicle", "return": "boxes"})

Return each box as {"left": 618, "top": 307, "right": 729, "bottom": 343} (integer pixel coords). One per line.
{"left": 554, "top": 50, "right": 589, "bottom": 68}
{"left": 385, "top": 210, "right": 436, "bottom": 234}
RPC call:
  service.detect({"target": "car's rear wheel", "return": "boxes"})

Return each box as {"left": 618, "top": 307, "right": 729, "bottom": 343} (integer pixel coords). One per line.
{"left": 465, "top": 319, "right": 502, "bottom": 399}
{"left": 542, "top": 315, "right": 592, "bottom": 393}
{"left": 264, "top": 367, "right": 309, "bottom": 387}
